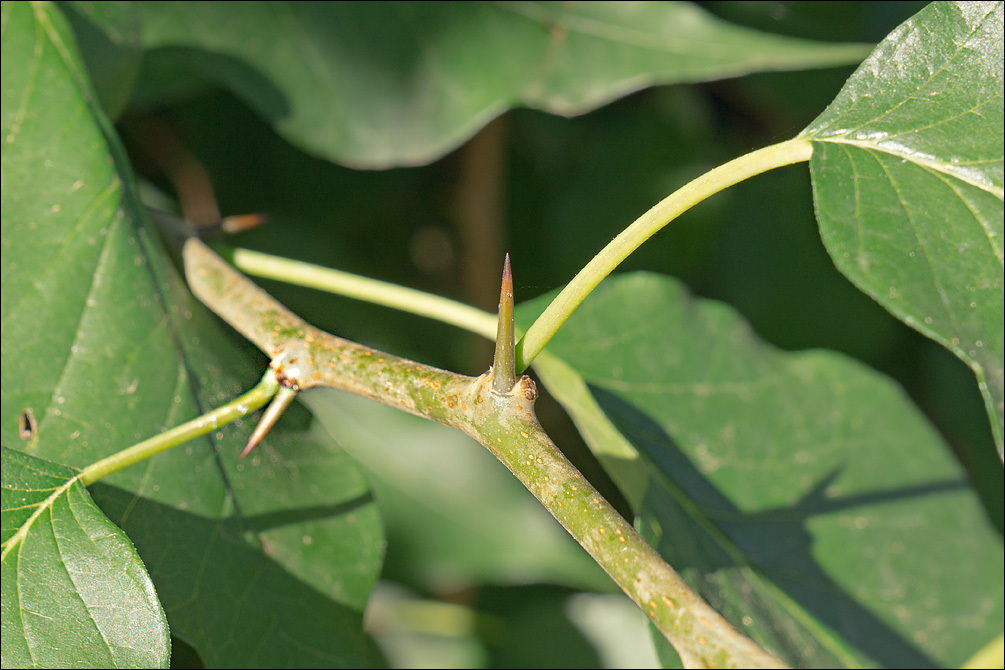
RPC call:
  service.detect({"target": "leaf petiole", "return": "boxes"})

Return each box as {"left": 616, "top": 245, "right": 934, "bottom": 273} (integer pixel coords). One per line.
{"left": 515, "top": 138, "right": 814, "bottom": 371}
{"left": 228, "top": 246, "right": 499, "bottom": 339}
{"left": 77, "top": 369, "right": 280, "bottom": 486}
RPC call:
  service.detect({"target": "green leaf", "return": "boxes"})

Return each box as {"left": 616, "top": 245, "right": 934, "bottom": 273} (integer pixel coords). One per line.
{"left": 90, "top": 476, "right": 383, "bottom": 669}
{"left": 1, "top": 2, "right": 382, "bottom": 665}
{"left": 801, "top": 0, "right": 1004, "bottom": 457}
{"left": 131, "top": 1, "right": 870, "bottom": 168}
{"left": 520, "top": 273, "right": 1004, "bottom": 668}
{"left": 1, "top": 447, "right": 170, "bottom": 669}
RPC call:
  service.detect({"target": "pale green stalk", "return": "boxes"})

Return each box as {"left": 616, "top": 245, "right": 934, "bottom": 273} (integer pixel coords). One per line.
{"left": 515, "top": 138, "right": 813, "bottom": 370}
{"left": 3, "top": 371, "right": 279, "bottom": 562}
{"left": 78, "top": 370, "right": 279, "bottom": 486}
{"left": 230, "top": 247, "right": 498, "bottom": 339}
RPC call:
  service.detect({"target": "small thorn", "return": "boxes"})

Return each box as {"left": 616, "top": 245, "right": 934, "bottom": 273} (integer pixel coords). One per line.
{"left": 492, "top": 253, "right": 517, "bottom": 394}
{"left": 241, "top": 385, "right": 298, "bottom": 457}
{"left": 220, "top": 212, "right": 269, "bottom": 234}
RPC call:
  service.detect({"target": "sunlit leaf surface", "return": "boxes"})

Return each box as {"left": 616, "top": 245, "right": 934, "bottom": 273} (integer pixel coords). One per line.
{"left": 802, "top": 0, "right": 1004, "bottom": 456}
{"left": 2, "top": 448, "right": 170, "bottom": 669}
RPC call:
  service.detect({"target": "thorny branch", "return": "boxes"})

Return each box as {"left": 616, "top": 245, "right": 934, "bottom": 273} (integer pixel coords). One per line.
{"left": 181, "top": 232, "right": 785, "bottom": 669}
{"left": 136, "top": 116, "right": 787, "bottom": 668}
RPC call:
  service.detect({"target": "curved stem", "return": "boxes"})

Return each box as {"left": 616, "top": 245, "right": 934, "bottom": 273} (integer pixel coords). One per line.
{"left": 78, "top": 369, "right": 279, "bottom": 486}
{"left": 515, "top": 138, "right": 813, "bottom": 371}
{"left": 230, "top": 247, "right": 499, "bottom": 339}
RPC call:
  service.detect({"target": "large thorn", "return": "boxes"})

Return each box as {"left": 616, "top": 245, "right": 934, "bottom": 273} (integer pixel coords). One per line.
{"left": 492, "top": 254, "right": 517, "bottom": 394}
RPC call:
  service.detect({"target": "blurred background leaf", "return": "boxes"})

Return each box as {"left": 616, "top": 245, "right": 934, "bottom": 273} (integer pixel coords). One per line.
{"left": 62, "top": 0, "right": 142, "bottom": 120}
{"left": 128, "top": 1, "right": 869, "bottom": 168}
{"left": 303, "top": 389, "right": 611, "bottom": 594}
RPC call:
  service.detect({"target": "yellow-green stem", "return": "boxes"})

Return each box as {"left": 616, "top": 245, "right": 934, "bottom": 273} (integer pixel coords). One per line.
{"left": 230, "top": 247, "right": 498, "bottom": 339}
{"left": 78, "top": 369, "right": 279, "bottom": 486}
{"left": 515, "top": 138, "right": 813, "bottom": 371}
{"left": 227, "top": 141, "right": 812, "bottom": 368}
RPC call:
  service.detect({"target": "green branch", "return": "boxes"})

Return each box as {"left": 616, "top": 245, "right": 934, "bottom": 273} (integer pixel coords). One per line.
{"left": 183, "top": 236, "right": 786, "bottom": 668}
{"left": 150, "top": 142, "right": 819, "bottom": 666}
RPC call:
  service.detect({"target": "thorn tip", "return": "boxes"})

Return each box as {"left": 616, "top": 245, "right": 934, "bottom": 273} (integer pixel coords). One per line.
{"left": 241, "top": 385, "right": 298, "bottom": 458}
{"left": 221, "top": 212, "right": 269, "bottom": 234}
{"left": 492, "top": 254, "right": 517, "bottom": 394}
